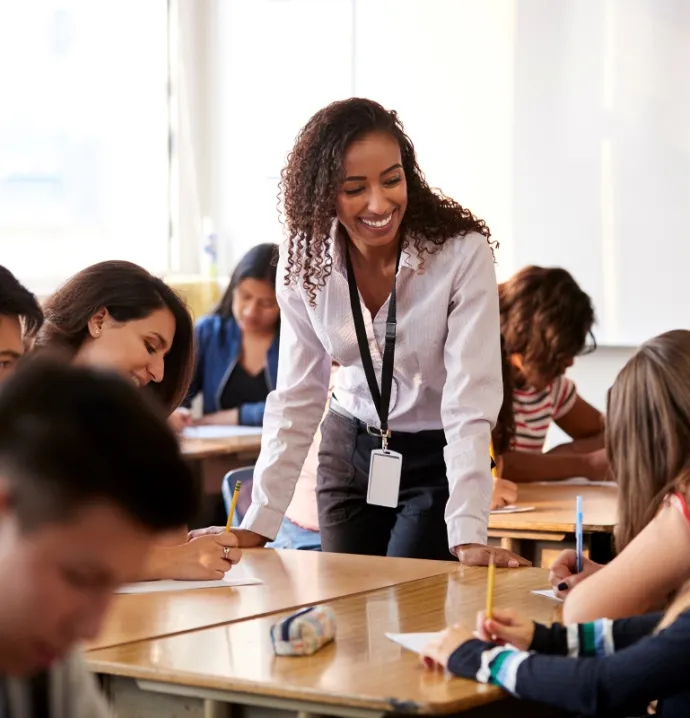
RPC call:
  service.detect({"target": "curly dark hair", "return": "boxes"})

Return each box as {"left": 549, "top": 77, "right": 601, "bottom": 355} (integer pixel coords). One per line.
{"left": 280, "top": 97, "right": 494, "bottom": 305}
{"left": 36, "top": 261, "right": 194, "bottom": 414}
{"left": 499, "top": 266, "right": 596, "bottom": 388}
{"left": 492, "top": 335, "right": 516, "bottom": 455}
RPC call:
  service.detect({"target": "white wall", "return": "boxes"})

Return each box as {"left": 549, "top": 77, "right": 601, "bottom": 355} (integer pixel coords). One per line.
{"left": 548, "top": 345, "right": 636, "bottom": 447}
{"left": 195, "top": 0, "right": 690, "bottom": 346}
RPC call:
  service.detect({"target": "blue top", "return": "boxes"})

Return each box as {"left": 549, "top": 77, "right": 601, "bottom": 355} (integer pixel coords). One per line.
{"left": 185, "top": 314, "right": 279, "bottom": 426}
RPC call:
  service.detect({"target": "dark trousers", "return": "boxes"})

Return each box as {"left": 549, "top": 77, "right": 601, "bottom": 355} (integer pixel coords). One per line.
{"left": 316, "top": 407, "right": 455, "bottom": 561}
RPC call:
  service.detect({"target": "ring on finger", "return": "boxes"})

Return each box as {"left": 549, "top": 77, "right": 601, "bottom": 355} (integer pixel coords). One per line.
{"left": 223, "top": 546, "right": 230, "bottom": 559}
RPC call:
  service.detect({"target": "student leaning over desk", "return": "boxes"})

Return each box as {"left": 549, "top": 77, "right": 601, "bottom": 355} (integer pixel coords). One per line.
{"left": 0, "top": 359, "right": 198, "bottom": 717}
{"left": 35, "top": 261, "right": 242, "bottom": 582}
{"left": 234, "top": 97, "right": 529, "bottom": 567}
{"left": 169, "top": 243, "right": 280, "bottom": 432}
{"left": 496, "top": 266, "right": 608, "bottom": 483}
{"left": 546, "top": 331, "right": 690, "bottom": 623}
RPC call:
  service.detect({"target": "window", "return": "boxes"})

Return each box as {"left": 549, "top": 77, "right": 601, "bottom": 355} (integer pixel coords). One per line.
{"left": 0, "top": 0, "right": 170, "bottom": 291}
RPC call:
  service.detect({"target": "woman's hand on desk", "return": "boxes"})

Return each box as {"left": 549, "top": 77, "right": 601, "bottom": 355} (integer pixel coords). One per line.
{"left": 549, "top": 548, "right": 602, "bottom": 598}
{"left": 455, "top": 544, "right": 531, "bottom": 568}
{"left": 194, "top": 409, "right": 239, "bottom": 426}
{"left": 490, "top": 478, "right": 518, "bottom": 509}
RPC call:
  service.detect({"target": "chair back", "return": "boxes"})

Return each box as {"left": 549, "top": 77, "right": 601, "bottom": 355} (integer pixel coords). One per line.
{"left": 221, "top": 467, "right": 254, "bottom": 526}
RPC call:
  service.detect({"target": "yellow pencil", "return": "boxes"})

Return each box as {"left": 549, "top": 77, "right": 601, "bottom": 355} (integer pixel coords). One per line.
{"left": 489, "top": 441, "right": 497, "bottom": 478}
{"left": 486, "top": 553, "right": 496, "bottom": 620}
{"left": 225, "top": 480, "right": 242, "bottom": 532}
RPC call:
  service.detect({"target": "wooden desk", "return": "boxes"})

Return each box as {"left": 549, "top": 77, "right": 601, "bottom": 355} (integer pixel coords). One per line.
{"left": 181, "top": 434, "right": 262, "bottom": 497}
{"left": 181, "top": 434, "right": 262, "bottom": 462}
{"left": 88, "top": 549, "right": 459, "bottom": 651}
{"left": 488, "top": 483, "right": 618, "bottom": 567}
{"left": 89, "top": 568, "right": 559, "bottom": 717}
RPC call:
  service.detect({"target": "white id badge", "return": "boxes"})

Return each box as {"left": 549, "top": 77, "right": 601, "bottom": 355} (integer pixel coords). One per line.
{"left": 367, "top": 449, "right": 403, "bottom": 508}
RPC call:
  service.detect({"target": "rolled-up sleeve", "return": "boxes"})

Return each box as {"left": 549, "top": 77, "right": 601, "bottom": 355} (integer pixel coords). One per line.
{"left": 441, "top": 234, "right": 502, "bottom": 550}
{"left": 241, "top": 247, "right": 331, "bottom": 540}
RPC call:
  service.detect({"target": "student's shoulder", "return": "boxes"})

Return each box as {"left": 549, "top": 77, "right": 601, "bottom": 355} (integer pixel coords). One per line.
{"left": 52, "top": 650, "right": 113, "bottom": 717}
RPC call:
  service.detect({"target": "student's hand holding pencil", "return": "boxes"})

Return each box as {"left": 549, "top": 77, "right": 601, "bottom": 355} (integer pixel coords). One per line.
{"left": 549, "top": 548, "right": 602, "bottom": 598}
{"left": 475, "top": 608, "right": 535, "bottom": 650}
{"left": 164, "top": 532, "right": 242, "bottom": 580}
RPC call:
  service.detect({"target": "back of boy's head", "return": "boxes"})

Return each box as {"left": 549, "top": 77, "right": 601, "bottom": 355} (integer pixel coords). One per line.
{"left": 0, "top": 265, "right": 43, "bottom": 338}
{"left": 0, "top": 358, "right": 198, "bottom": 533}
{"left": 608, "top": 329, "right": 690, "bottom": 553}
{"left": 499, "top": 266, "right": 595, "bottom": 385}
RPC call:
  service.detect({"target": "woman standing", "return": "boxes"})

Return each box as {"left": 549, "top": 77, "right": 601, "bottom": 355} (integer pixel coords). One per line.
{"left": 236, "top": 98, "right": 528, "bottom": 565}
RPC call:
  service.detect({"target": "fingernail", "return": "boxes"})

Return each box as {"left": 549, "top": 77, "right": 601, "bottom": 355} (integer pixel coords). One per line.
{"left": 558, "top": 582, "right": 568, "bottom": 591}
{"left": 508, "top": 559, "right": 519, "bottom": 568}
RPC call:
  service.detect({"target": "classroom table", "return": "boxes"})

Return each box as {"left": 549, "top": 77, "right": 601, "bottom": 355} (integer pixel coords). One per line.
{"left": 88, "top": 567, "right": 559, "bottom": 718}
{"left": 488, "top": 482, "right": 618, "bottom": 567}
{"left": 88, "top": 549, "right": 459, "bottom": 651}
{"left": 180, "top": 432, "right": 262, "bottom": 527}
{"left": 181, "top": 433, "right": 262, "bottom": 493}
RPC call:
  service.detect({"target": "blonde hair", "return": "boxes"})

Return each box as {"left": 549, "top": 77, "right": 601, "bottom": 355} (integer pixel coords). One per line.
{"left": 607, "top": 330, "right": 690, "bottom": 552}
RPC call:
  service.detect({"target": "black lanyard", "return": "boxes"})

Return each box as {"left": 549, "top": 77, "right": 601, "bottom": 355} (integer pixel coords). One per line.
{"left": 345, "top": 241, "right": 401, "bottom": 446}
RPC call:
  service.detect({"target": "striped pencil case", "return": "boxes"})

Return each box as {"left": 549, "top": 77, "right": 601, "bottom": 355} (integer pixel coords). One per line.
{"left": 270, "top": 605, "right": 336, "bottom": 656}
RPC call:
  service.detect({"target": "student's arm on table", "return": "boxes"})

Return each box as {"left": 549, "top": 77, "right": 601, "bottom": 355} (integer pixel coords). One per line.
{"left": 555, "top": 394, "right": 604, "bottom": 439}
{"left": 547, "top": 434, "right": 605, "bottom": 455}
{"left": 562, "top": 502, "right": 690, "bottom": 623}
{"left": 499, "top": 448, "right": 608, "bottom": 483}
{"left": 194, "top": 408, "right": 239, "bottom": 426}
{"left": 139, "top": 530, "right": 242, "bottom": 581}
{"left": 490, "top": 476, "right": 518, "bottom": 509}
{"left": 422, "top": 608, "right": 690, "bottom": 718}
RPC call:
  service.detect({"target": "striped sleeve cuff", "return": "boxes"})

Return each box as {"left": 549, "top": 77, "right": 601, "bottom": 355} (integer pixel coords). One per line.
{"left": 566, "top": 619, "right": 615, "bottom": 657}
{"left": 447, "top": 640, "right": 530, "bottom": 697}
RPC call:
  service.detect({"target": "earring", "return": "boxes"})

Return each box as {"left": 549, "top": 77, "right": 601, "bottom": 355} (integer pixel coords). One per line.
{"left": 94, "top": 329, "right": 101, "bottom": 337}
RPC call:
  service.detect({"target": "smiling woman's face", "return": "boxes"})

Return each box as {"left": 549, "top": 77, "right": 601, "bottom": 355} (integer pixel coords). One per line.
{"left": 335, "top": 131, "right": 408, "bottom": 250}
{"left": 76, "top": 307, "right": 176, "bottom": 387}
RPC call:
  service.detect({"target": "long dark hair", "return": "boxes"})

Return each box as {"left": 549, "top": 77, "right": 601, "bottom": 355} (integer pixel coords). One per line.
{"left": 213, "top": 243, "right": 279, "bottom": 345}
{"left": 35, "top": 261, "right": 194, "bottom": 413}
{"left": 493, "top": 336, "right": 516, "bottom": 455}
{"left": 280, "top": 97, "right": 494, "bottom": 306}
{"left": 607, "top": 330, "right": 690, "bottom": 553}
{"left": 214, "top": 243, "right": 278, "bottom": 318}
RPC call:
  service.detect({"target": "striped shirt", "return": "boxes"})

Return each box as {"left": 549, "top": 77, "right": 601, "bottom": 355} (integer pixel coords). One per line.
{"left": 512, "top": 376, "right": 577, "bottom": 453}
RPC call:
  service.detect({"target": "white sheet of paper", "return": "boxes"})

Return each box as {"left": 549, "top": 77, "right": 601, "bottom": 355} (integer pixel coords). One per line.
{"left": 385, "top": 632, "right": 442, "bottom": 655}
{"left": 531, "top": 589, "right": 563, "bottom": 602}
{"left": 182, "top": 425, "right": 262, "bottom": 440}
{"left": 490, "top": 505, "right": 536, "bottom": 514}
{"left": 533, "top": 477, "right": 616, "bottom": 487}
{"left": 116, "top": 571, "right": 262, "bottom": 595}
